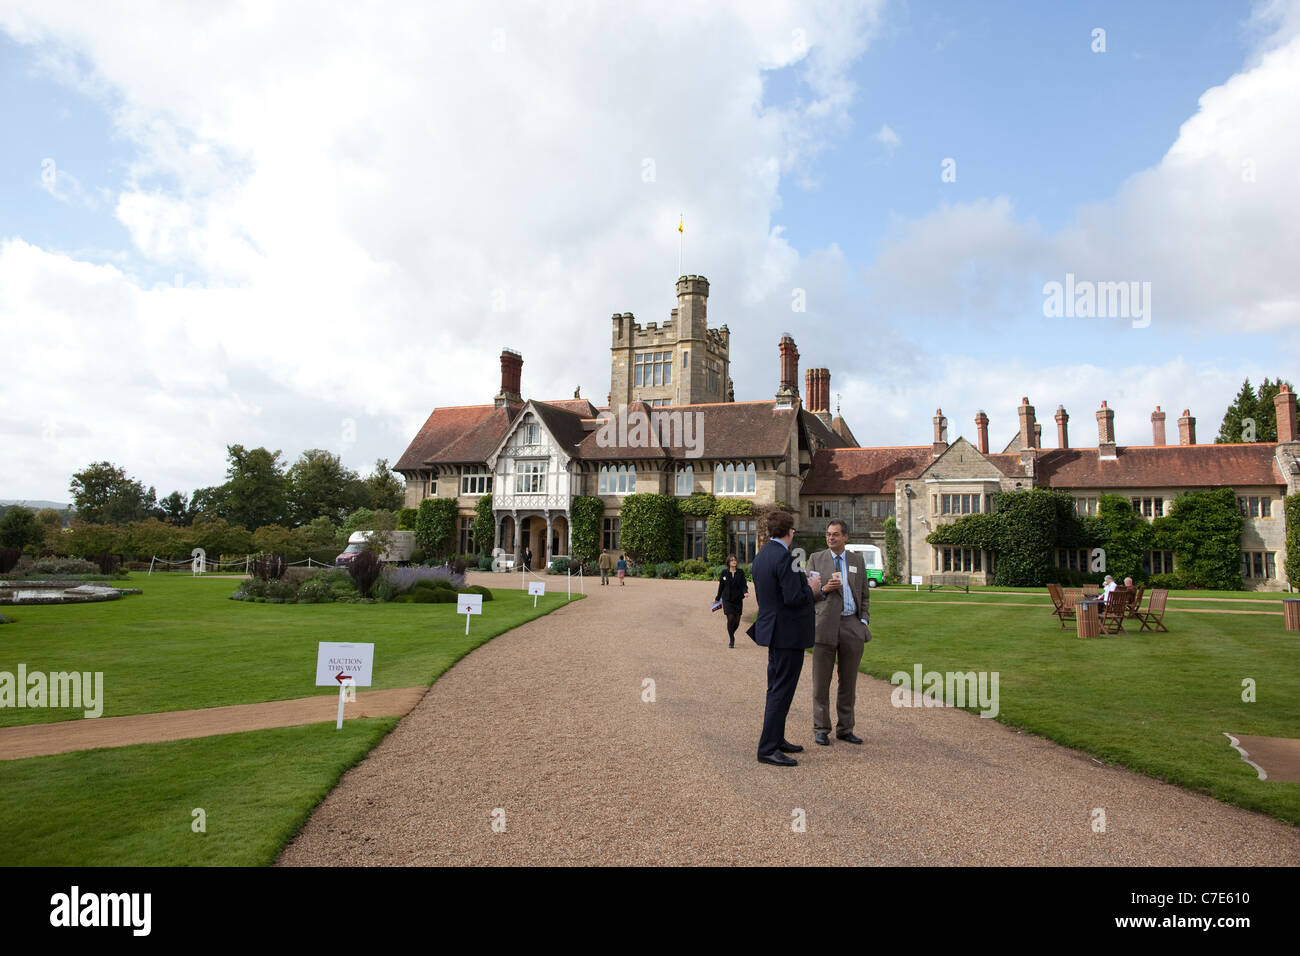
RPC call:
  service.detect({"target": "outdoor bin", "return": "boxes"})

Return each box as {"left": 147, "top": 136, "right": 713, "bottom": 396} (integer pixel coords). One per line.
{"left": 1076, "top": 600, "right": 1101, "bottom": 640}
{"left": 1283, "top": 598, "right": 1300, "bottom": 632}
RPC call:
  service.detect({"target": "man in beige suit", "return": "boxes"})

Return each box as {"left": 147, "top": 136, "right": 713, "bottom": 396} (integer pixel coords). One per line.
{"left": 809, "top": 519, "right": 871, "bottom": 746}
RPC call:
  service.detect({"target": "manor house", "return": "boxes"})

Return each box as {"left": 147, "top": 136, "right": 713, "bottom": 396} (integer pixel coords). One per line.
{"left": 396, "top": 275, "right": 1298, "bottom": 590}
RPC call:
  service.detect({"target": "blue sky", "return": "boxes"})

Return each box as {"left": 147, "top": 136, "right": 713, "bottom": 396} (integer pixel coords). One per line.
{"left": 1, "top": 0, "right": 1297, "bottom": 500}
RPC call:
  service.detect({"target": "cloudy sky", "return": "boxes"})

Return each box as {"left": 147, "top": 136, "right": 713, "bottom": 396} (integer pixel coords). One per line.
{"left": 2, "top": 0, "right": 1298, "bottom": 501}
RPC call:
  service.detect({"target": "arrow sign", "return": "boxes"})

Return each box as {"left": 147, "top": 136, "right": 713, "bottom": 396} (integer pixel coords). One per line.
{"left": 316, "top": 642, "right": 374, "bottom": 688}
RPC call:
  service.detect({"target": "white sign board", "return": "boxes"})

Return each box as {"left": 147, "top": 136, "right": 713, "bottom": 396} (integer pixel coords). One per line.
{"left": 315, "top": 642, "right": 374, "bottom": 687}
{"left": 528, "top": 581, "right": 546, "bottom": 596}
{"left": 910, "top": 575, "right": 923, "bottom": 586}
{"left": 459, "top": 593, "right": 484, "bottom": 615}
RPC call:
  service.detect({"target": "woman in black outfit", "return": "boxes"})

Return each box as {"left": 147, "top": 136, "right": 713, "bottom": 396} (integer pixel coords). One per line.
{"left": 715, "top": 554, "right": 748, "bottom": 648}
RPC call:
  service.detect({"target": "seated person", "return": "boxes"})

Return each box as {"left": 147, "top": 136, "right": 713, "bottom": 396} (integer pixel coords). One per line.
{"left": 1099, "top": 574, "right": 1118, "bottom": 603}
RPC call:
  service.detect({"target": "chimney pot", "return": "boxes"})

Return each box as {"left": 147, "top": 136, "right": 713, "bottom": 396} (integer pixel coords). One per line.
{"left": 1151, "top": 405, "right": 1167, "bottom": 446}
{"left": 1178, "top": 409, "right": 1197, "bottom": 446}
{"left": 1275, "top": 385, "right": 1298, "bottom": 443}
{"left": 974, "top": 411, "right": 989, "bottom": 455}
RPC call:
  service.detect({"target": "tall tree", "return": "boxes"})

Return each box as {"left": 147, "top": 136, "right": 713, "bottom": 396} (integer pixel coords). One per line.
{"left": 69, "top": 461, "right": 158, "bottom": 523}
{"left": 160, "top": 490, "right": 189, "bottom": 525}
{"left": 0, "top": 506, "right": 44, "bottom": 550}
{"left": 1216, "top": 377, "right": 1295, "bottom": 442}
{"left": 187, "top": 486, "right": 226, "bottom": 523}
{"left": 286, "top": 449, "right": 362, "bottom": 524}
{"left": 223, "top": 445, "right": 288, "bottom": 530}
{"left": 362, "top": 458, "right": 406, "bottom": 512}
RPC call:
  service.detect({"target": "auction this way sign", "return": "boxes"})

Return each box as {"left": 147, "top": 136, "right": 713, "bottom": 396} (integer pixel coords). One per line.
{"left": 316, "top": 642, "right": 374, "bottom": 729}
{"left": 459, "top": 593, "right": 483, "bottom": 635}
{"left": 528, "top": 580, "right": 545, "bottom": 607}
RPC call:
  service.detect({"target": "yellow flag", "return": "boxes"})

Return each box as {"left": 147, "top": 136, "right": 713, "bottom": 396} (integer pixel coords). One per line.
{"left": 678, "top": 216, "right": 683, "bottom": 234}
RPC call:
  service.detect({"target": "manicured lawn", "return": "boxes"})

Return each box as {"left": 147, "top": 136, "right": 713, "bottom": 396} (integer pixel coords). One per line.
{"left": 0, "top": 720, "right": 397, "bottom": 866}
{"left": 0, "top": 572, "right": 575, "bottom": 726}
{"left": 861, "top": 595, "right": 1300, "bottom": 825}
{"left": 0, "top": 572, "right": 579, "bottom": 865}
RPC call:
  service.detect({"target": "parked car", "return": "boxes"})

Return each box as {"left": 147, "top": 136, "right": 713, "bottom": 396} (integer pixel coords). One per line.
{"left": 335, "top": 530, "right": 416, "bottom": 566}
{"left": 844, "top": 543, "right": 885, "bottom": 587}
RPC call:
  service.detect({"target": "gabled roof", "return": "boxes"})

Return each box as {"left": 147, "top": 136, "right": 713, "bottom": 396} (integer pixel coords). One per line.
{"left": 575, "top": 400, "right": 798, "bottom": 461}
{"left": 800, "top": 409, "right": 853, "bottom": 451}
{"left": 1035, "top": 443, "right": 1286, "bottom": 489}
{"left": 395, "top": 403, "right": 521, "bottom": 471}
{"left": 529, "top": 401, "right": 591, "bottom": 457}
{"left": 800, "top": 447, "right": 933, "bottom": 495}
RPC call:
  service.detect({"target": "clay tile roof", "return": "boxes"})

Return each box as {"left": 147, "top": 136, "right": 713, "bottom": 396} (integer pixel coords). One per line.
{"left": 395, "top": 404, "right": 521, "bottom": 470}
{"left": 540, "top": 398, "right": 599, "bottom": 418}
{"left": 529, "top": 401, "right": 591, "bottom": 456}
{"left": 984, "top": 453, "right": 1028, "bottom": 478}
{"left": 800, "top": 447, "right": 934, "bottom": 495}
{"left": 800, "top": 409, "right": 853, "bottom": 450}
{"left": 576, "top": 400, "right": 797, "bottom": 460}
{"left": 1034, "top": 444, "right": 1285, "bottom": 488}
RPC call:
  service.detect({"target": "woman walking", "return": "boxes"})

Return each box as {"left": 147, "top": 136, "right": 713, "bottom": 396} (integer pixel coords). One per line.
{"left": 715, "top": 554, "right": 749, "bottom": 647}
{"left": 615, "top": 554, "right": 627, "bottom": 586}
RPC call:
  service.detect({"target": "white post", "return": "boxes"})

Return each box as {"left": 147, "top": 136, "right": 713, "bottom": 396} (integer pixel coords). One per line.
{"left": 336, "top": 680, "right": 349, "bottom": 730}
{"left": 579, "top": 564, "right": 584, "bottom": 595}
{"left": 147, "top": 556, "right": 155, "bottom": 576}
{"left": 567, "top": 568, "right": 571, "bottom": 600}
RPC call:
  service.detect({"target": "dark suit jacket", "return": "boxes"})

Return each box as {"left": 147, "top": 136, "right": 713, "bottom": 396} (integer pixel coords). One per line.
{"left": 715, "top": 568, "right": 748, "bottom": 613}
{"left": 809, "top": 548, "right": 872, "bottom": 646}
{"left": 746, "top": 539, "right": 815, "bottom": 649}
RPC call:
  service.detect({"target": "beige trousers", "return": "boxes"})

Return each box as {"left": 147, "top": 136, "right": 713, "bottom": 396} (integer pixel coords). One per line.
{"left": 812, "top": 615, "right": 866, "bottom": 735}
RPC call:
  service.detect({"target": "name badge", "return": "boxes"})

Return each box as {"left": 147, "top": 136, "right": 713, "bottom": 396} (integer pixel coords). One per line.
{"left": 848, "top": 565, "right": 857, "bottom": 574}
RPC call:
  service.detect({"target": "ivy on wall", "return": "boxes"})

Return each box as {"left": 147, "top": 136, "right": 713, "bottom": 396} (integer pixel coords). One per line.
{"left": 1285, "top": 493, "right": 1300, "bottom": 590}
{"left": 414, "top": 497, "right": 458, "bottom": 559}
{"left": 570, "top": 495, "right": 604, "bottom": 564}
{"left": 472, "top": 494, "right": 495, "bottom": 557}
{"left": 883, "top": 515, "right": 901, "bottom": 584}
{"left": 619, "top": 494, "right": 681, "bottom": 565}
{"left": 1159, "top": 488, "right": 1243, "bottom": 590}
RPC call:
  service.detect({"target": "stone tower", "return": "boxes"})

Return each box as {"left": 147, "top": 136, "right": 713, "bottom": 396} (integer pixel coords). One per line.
{"left": 609, "top": 275, "right": 731, "bottom": 409}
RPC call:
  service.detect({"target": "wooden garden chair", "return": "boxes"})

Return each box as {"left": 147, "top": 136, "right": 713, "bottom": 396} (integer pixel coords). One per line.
{"left": 1100, "top": 589, "right": 1130, "bottom": 634}
{"left": 1059, "top": 587, "right": 1085, "bottom": 628}
{"left": 1137, "top": 589, "right": 1169, "bottom": 632}
{"left": 1047, "top": 583, "right": 1067, "bottom": 623}
{"left": 1124, "top": 586, "right": 1145, "bottom": 618}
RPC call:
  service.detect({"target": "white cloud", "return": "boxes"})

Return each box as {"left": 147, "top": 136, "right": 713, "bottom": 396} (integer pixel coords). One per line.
{"left": 874, "top": 123, "right": 900, "bottom": 149}
{"left": 0, "top": 1, "right": 884, "bottom": 497}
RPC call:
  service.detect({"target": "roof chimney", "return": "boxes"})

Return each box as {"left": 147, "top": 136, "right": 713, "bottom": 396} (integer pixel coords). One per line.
{"left": 1018, "top": 397, "right": 1037, "bottom": 450}
{"left": 1275, "top": 385, "right": 1297, "bottom": 443}
{"left": 1097, "top": 400, "right": 1116, "bottom": 458}
{"left": 932, "top": 408, "right": 949, "bottom": 458}
{"left": 804, "top": 367, "right": 831, "bottom": 415}
{"left": 974, "top": 411, "right": 989, "bottom": 455}
{"left": 1054, "top": 405, "right": 1069, "bottom": 449}
{"left": 1178, "top": 409, "right": 1197, "bottom": 446}
{"left": 496, "top": 349, "right": 523, "bottom": 407}
{"left": 776, "top": 334, "right": 800, "bottom": 408}
{"left": 1151, "top": 406, "right": 1166, "bottom": 446}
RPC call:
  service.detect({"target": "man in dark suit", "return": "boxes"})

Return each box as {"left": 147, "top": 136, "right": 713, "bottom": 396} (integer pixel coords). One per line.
{"left": 747, "top": 510, "right": 820, "bottom": 766}
{"left": 808, "top": 519, "right": 871, "bottom": 746}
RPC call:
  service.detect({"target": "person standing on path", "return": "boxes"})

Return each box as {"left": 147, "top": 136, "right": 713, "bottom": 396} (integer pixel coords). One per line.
{"left": 523, "top": 546, "right": 532, "bottom": 572}
{"left": 808, "top": 520, "right": 870, "bottom": 747}
{"left": 598, "top": 549, "right": 613, "bottom": 586}
{"left": 715, "top": 554, "right": 748, "bottom": 648}
{"left": 747, "top": 510, "right": 819, "bottom": 767}
{"left": 615, "top": 554, "right": 627, "bottom": 586}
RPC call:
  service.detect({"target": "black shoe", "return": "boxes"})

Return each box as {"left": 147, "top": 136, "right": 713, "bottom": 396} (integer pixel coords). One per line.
{"left": 836, "top": 731, "right": 864, "bottom": 744}
{"left": 728, "top": 643, "right": 734, "bottom": 648}
{"left": 814, "top": 731, "right": 831, "bottom": 746}
{"left": 778, "top": 740, "right": 803, "bottom": 754}
{"left": 757, "top": 752, "right": 797, "bottom": 767}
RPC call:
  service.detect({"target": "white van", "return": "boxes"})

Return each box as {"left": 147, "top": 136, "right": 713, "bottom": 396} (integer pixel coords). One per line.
{"left": 844, "top": 543, "right": 885, "bottom": 587}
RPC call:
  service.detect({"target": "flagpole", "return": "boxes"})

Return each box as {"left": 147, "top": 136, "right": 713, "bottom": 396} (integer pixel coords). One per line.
{"left": 678, "top": 212, "right": 684, "bottom": 278}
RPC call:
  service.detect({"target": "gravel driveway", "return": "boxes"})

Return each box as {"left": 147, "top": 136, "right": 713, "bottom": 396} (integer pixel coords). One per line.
{"left": 277, "top": 574, "right": 1300, "bottom": 865}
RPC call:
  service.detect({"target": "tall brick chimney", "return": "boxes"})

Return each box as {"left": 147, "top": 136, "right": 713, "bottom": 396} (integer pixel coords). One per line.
{"left": 932, "top": 408, "right": 948, "bottom": 457}
{"left": 1275, "top": 385, "right": 1297, "bottom": 443}
{"left": 776, "top": 334, "right": 800, "bottom": 408}
{"left": 972, "top": 411, "right": 987, "bottom": 455}
{"left": 1097, "top": 400, "right": 1116, "bottom": 458}
{"left": 495, "top": 348, "right": 523, "bottom": 407}
{"left": 1151, "top": 406, "right": 1167, "bottom": 446}
{"left": 1018, "top": 397, "right": 1037, "bottom": 450}
{"left": 1178, "top": 409, "right": 1196, "bottom": 445}
{"left": 1055, "top": 405, "right": 1069, "bottom": 449}
{"left": 804, "top": 367, "right": 831, "bottom": 414}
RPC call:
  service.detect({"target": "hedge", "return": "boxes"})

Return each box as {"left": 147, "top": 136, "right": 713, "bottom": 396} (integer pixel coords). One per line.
{"left": 1286, "top": 493, "right": 1300, "bottom": 589}
{"left": 619, "top": 494, "right": 681, "bottom": 565}
{"left": 414, "top": 497, "right": 458, "bottom": 560}
{"left": 570, "top": 495, "right": 604, "bottom": 564}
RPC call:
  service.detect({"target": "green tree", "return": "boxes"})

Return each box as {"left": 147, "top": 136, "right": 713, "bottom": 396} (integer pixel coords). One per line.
{"left": 883, "top": 516, "right": 901, "bottom": 585}
{"left": 159, "top": 490, "right": 189, "bottom": 525}
{"left": 1093, "top": 494, "right": 1153, "bottom": 581}
{"left": 414, "top": 498, "right": 458, "bottom": 560}
{"left": 342, "top": 508, "right": 396, "bottom": 535}
{"left": 569, "top": 495, "right": 603, "bottom": 564}
{"left": 222, "top": 445, "right": 288, "bottom": 530}
{"left": 69, "top": 461, "right": 159, "bottom": 524}
{"left": 362, "top": 458, "right": 405, "bottom": 512}
{"left": 188, "top": 486, "right": 226, "bottom": 523}
{"left": 473, "top": 494, "right": 495, "bottom": 558}
{"left": 1161, "top": 488, "right": 1243, "bottom": 589}
{"left": 286, "top": 450, "right": 362, "bottom": 524}
{"left": 1216, "top": 377, "right": 1295, "bottom": 443}
{"left": 0, "top": 507, "right": 43, "bottom": 550}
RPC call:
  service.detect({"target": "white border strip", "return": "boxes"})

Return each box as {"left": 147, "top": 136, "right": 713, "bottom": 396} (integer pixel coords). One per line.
{"left": 1223, "top": 733, "right": 1268, "bottom": 781}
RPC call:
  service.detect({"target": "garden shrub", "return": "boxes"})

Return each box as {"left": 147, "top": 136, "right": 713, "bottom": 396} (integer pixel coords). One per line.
{"left": 414, "top": 497, "right": 457, "bottom": 560}
{"left": 371, "top": 569, "right": 398, "bottom": 602}
{"left": 1160, "top": 488, "right": 1244, "bottom": 590}
{"left": 884, "top": 516, "right": 901, "bottom": 585}
{"left": 348, "top": 550, "right": 384, "bottom": 597}
{"left": 281, "top": 566, "right": 321, "bottom": 586}
{"left": 389, "top": 566, "right": 465, "bottom": 593}
{"left": 0, "top": 548, "right": 23, "bottom": 574}
{"left": 250, "top": 553, "right": 287, "bottom": 581}
{"left": 681, "top": 558, "right": 709, "bottom": 576}
{"left": 548, "top": 558, "right": 570, "bottom": 574}
{"left": 641, "top": 563, "right": 658, "bottom": 579}
{"left": 472, "top": 494, "right": 495, "bottom": 560}
{"left": 411, "top": 587, "right": 457, "bottom": 603}
{"left": 569, "top": 495, "right": 604, "bottom": 564}
{"left": 655, "top": 561, "right": 678, "bottom": 579}
{"left": 296, "top": 576, "right": 335, "bottom": 604}
{"left": 396, "top": 508, "right": 419, "bottom": 530}
{"left": 409, "top": 549, "right": 427, "bottom": 565}
{"left": 459, "top": 584, "right": 493, "bottom": 600}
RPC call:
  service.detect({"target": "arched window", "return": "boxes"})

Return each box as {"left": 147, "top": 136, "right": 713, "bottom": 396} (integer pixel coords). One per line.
{"left": 675, "top": 464, "right": 694, "bottom": 496}
{"left": 600, "top": 464, "right": 636, "bottom": 495}
{"left": 746, "top": 462, "right": 756, "bottom": 493}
